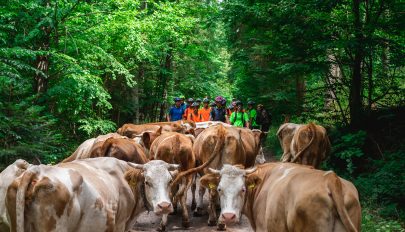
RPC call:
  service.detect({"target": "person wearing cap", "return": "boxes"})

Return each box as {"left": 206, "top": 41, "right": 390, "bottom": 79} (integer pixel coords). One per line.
{"left": 210, "top": 96, "right": 228, "bottom": 123}
{"left": 195, "top": 98, "right": 202, "bottom": 107}
{"left": 180, "top": 95, "right": 186, "bottom": 110}
{"left": 247, "top": 100, "right": 259, "bottom": 129}
{"left": 167, "top": 97, "right": 185, "bottom": 122}
{"left": 230, "top": 101, "right": 250, "bottom": 128}
{"left": 187, "top": 102, "right": 202, "bottom": 122}
{"left": 199, "top": 98, "right": 211, "bottom": 122}
{"left": 183, "top": 98, "right": 194, "bottom": 120}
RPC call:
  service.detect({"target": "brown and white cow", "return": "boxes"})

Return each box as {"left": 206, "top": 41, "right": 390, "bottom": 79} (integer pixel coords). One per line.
{"left": 289, "top": 123, "right": 331, "bottom": 168}
{"left": 276, "top": 123, "right": 303, "bottom": 162}
{"left": 125, "top": 160, "right": 180, "bottom": 231}
{"left": 149, "top": 132, "right": 195, "bottom": 228}
{"left": 61, "top": 133, "right": 125, "bottom": 163}
{"left": 191, "top": 124, "right": 259, "bottom": 225}
{"left": 5, "top": 158, "right": 179, "bottom": 232}
{"left": 201, "top": 163, "right": 361, "bottom": 232}
{"left": 0, "top": 160, "right": 30, "bottom": 232}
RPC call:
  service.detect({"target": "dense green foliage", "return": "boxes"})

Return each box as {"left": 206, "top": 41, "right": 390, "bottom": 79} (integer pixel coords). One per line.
{"left": 1, "top": 0, "right": 404, "bottom": 228}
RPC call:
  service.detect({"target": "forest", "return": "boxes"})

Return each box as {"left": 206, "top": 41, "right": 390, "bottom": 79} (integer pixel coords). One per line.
{"left": 0, "top": 0, "right": 404, "bottom": 230}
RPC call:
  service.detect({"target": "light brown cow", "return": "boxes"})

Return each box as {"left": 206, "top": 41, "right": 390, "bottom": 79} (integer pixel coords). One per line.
{"left": 6, "top": 158, "right": 179, "bottom": 232}
{"left": 117, "top": 120, "right": 195, "bottom": 139}
{"left": 149, "top": 132, "right": 195, "bottom": 228}
{"left": 290, "top": 123, "right": 331, "bottom": 168}
{"left": 276, "top": 123, "right": 303, "bottom": 162}
{"left": 191, "top": 124, "right": 259, "bottom": 225}
{"left": 201, "top": 163, "right": 361, "bottom": 232}
{"left": 0, "top": 160, "right": 30, "bottom": 232}
{"left": 98, "top": 137, "right": 149, "bottom": 163}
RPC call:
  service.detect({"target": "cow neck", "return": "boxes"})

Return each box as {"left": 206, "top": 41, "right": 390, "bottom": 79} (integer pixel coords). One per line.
{"left": 140, "top": 182, "right": 152, "bottom": 212}
{"left": 243, "top": 184, "right": 258, "bottom": 229}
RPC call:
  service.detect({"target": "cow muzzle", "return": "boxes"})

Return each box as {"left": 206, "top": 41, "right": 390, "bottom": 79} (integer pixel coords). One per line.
{"left": 155, "top": 201, "right": 173, "bottom": 215}
{"left": 221, "top": 212, "right": 237, "bottom": 225}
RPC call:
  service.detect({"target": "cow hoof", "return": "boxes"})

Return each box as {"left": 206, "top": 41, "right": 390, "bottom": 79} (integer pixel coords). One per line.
{"left": 208, "top": 220, "right": 217, "bottom": 226}
{"left": 191, "top": 201, "right": 197, "bottom": 210}
{"left": 193, "top": 207, "right": 204, "bottom": 217}
{"left": 157, "top": 225, "right": 166, "bottom": 232}
{"left": 217, "top": 223, "right": 227, "bottom": 231}
{"left": 182, "top": 220, "right": 190, "bottom": 228}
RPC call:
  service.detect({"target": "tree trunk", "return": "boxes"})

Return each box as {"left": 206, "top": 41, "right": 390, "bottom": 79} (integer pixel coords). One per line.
{"left": 295, "top": 75, "right": 305, "bottom": 115}
{"left": 349, "top": 0, "right": 364, "bottom": 129}
{"left": 133, "top": 65, "right": 143, "bottom": 124}
{"left": 159, "top": 48, "right": 173, "bottom": 122}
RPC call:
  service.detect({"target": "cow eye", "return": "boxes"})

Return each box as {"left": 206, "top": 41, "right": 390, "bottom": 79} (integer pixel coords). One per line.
{"left": 241, "top": 187, "right": 246, "bottom": 193}
{"left": 217, "top": 188, "right": 221, "bottom": 192}
{"left": 145, "top": 181, "right": 151, "bottom": 186}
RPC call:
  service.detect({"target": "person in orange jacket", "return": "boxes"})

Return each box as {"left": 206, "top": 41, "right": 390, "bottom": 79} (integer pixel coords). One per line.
{"left": 199, "top": 98, "right": 211, "bottom": 122}
{"left": 186, "top": 102, "right": 202, "bottom": 122}
{"left": 183, "top": 98, "right": 194, "bottom": 120}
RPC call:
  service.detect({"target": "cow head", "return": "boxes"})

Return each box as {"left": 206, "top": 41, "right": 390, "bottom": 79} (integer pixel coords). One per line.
{"left": 180, "top": 120, "right": 196, "bottom": 134}
{"left": 127, "top": 160, "right": 179, "bottom": 215}
{"left": 141, "top": 127, "right": 162, "bottom": 150}
{"left": 200, "top": 165, "right": 261, "bottom": 226}
{"left": 251, "top": 129, "right": 265, "bottom": 147}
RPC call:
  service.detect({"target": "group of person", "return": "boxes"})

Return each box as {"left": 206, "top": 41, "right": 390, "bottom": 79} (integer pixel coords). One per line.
{"left": 167, "top": 96, "right": 271, "bottom": 133}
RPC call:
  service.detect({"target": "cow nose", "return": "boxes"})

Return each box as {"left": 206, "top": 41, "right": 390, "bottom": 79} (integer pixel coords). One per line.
{"left": 158, "top": 202, "right": 172, "bottom": 210}
{"left": 222, "top": 213, "right": 236, "bottom": 224}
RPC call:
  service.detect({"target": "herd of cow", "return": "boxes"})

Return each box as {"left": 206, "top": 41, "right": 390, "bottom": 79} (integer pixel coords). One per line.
{"left": 0, "top": 120, "right": 361, "bottom": 232}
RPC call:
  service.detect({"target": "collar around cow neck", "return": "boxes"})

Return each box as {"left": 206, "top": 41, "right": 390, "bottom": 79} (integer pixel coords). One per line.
{"left": 141, "top": 181, "right": 152, "bottom": 212}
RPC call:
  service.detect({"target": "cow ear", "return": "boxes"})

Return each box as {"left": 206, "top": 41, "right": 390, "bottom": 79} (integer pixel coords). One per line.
{"left": 245, "top": 174, "right": 262, "bottom": 191}
{"left": 125, "top": 169, "right": 144, "bottom": 192}
{"left": 142, "top": 132, "right": 151, "bottom": 149}
{"left": 156, "top": 126, "right": 162, "bottom": 135}
{"left": 187, "top": 128, "right": 195, "bottom": 136}
{"left": 200, "top": 174, "right": 219, "bottom": 190}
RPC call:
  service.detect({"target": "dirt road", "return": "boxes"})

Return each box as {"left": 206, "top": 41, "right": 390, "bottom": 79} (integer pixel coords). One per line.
{"left": 131, "top": 150, "right": 275, "bottom": 232}
{"left": 131, "top": 182, "right": 253, "bottom": 232}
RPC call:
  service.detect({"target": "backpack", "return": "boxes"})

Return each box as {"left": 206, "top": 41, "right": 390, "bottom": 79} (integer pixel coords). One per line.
{"left": 211, "top": 107, "right": 226, "bottom": 122}
{"left": 231, "top": 112, "right": 246, "bottom": 127}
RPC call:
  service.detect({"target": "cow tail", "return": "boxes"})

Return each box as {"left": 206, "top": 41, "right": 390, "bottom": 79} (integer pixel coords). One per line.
{"left": 327, "top": 173, "right": 358, "bottom": 232}
{"left": 173, "top": 134, "right": 181, "bottom": 161}
{"left": 15, "top": 171, "right": 35, "bottom": 232}
{"left": 291, "top": 123, "right": 316, "bottom": 163}
{"left": 171, "top": 125, "right": 225, "bottom": 187}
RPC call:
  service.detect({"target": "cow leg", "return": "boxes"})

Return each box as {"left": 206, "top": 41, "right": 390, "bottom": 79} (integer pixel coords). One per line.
{"left": 191, "top": 174, "right": 197, "bottom": 210}
{"left": 281, "top": 152, "right": 291, "bottom": 162}
{"left": 207, "top": 189, "right": 218, "bottom": 226}
{"left": 170, "top": 184, "right": 179, "bottom": 215}
{"left": 180, "top": 176, "right": 193, "bottom": 228}
{"left": 158, "top": 214, "right": 168, "bottom": 231}
{"left": 193, "top": 184, "right": 206, "bottom": 217}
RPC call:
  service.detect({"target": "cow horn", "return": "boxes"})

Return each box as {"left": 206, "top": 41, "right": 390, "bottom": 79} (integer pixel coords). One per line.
{"left": 244, "top": 167, "right": 257, "bottom": 174}
{"left": 208, "top": 168, "right": 220, "bottom": 174}
{"left": 128, "top": 162, "right": 144, "bottom": 170}
{"left": 167, "top": 164, "right": 180, "bottom": 170}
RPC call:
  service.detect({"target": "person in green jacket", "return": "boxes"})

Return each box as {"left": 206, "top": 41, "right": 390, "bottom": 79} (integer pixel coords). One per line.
{"left": 246, "top": 100, "right": 259, "bottom": 129}
{"left": 230, "top": 101, "right": 250, "bottom": 128}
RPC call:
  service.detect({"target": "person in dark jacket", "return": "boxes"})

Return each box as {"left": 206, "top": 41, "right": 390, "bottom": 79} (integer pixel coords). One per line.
{"left": 256, "top": 104, "right": 271, "bottom": 143}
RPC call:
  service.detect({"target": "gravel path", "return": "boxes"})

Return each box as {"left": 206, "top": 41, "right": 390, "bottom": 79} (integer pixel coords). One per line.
{"left": 131, "top": 149, "right": 274, "bottom": 232}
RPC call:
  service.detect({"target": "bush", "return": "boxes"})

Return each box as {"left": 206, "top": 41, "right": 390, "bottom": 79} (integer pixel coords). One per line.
{"left": 362, "top": 207, "right": 404, "bottom": 232}
{"left": 355, "top": 150, "right": 405, "bottom": 220}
